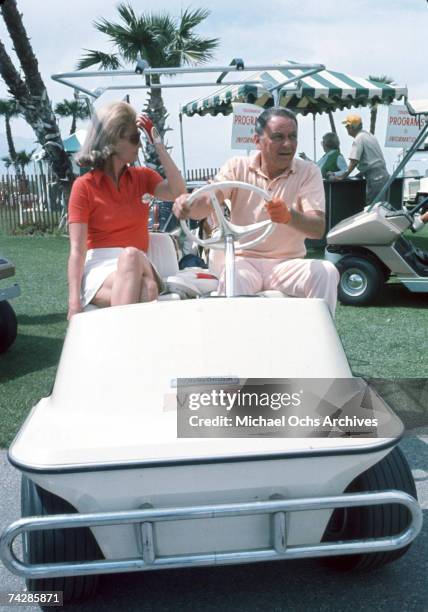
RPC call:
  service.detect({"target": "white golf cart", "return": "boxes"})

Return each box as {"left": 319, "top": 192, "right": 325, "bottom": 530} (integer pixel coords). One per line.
{"left": 326, "top": 99, "right": 428, "bottom": 305}
{"left": 0, "top": 63, "right": 422, "bottom": 604}
{"left": 0, "top": 255, "right": 20, "bottom": 353}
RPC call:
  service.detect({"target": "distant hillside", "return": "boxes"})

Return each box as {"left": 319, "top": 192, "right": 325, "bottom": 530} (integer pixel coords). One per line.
{"left": 0, "top": 133, "right": 39, "bottom": 174}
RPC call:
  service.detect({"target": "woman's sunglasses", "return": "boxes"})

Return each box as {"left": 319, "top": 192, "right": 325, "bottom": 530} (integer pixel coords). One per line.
{"left": 125, "top": 132, "right": 141, "bottom": 145}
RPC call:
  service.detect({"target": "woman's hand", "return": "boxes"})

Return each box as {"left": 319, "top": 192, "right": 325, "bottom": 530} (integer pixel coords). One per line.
{"left": 136, "top": 113, "right": 162, "bottom": 144}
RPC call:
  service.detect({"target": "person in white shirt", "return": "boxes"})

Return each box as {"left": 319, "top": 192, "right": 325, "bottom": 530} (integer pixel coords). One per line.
{"left": 330, "top": 114, "right": 390, "bottom": 204}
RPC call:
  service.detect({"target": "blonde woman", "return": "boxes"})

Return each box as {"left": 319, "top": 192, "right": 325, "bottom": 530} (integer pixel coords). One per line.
{"left": 67, "top": 102, "right": 185, "bottom": 319}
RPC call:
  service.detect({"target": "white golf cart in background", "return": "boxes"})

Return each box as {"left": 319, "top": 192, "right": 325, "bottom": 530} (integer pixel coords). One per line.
{"left": 326, "top": 99, "right": 428, "bottom": 305}
{"left": 0, "top": 63, "right": 422, "bottom": 604}
{"left": 0, "top": 255, "right": 20, "bottom": 353}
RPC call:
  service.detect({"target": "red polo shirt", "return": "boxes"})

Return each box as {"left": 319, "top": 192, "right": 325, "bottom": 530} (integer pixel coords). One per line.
{"left": 68, "top": 166, "right": 163, "bottom": 251}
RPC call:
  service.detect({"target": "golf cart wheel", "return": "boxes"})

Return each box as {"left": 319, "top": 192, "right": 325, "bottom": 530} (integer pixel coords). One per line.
{"left": 337, "top": 256, "right": 384, "bottom": 306}
{"left": 21, "top": 476, "right": 103, "bottom": 603}
{"left": 0, "top": 300, "right": 17, "bottom": 353}
{"left": 321, "top": 446, "right": 417, "bottom": 571}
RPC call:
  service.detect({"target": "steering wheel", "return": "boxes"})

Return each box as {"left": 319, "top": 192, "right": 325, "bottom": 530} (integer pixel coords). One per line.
{"left": 180, "top": 181, "right": 275, "bottom": 250}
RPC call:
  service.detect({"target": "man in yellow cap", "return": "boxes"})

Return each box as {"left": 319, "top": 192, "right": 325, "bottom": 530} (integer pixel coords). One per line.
{"left": 328, "top": 113, "right": 390, "bottom": 205}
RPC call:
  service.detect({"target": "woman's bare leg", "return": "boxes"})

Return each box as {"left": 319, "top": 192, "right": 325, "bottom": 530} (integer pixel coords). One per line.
{"left": 139, "top": 277, "right": 158, "bottom": 302}
{"left": 110, "top": 247, "right": 145, "bottom": 305}
{"left": 91, "top": 248, "right": 158, "bottom": 307}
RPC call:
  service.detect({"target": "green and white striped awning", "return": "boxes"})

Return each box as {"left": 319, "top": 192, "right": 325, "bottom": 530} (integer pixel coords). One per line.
{"left": 181, "top": 64, "right": 407, "bottom": 117}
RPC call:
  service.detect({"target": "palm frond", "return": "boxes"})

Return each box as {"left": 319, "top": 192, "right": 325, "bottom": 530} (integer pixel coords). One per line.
{"left": 116, "top": 2, "right": 140, "bottom": 29}
{"left": 76, "top": 50, "right": 122, "bottom": 70}
{"left": 94, "top": 16, "right": 131, "bottom": 41}
{"left": 15, "top": 149, "right": 35, "bottom": 166}
{"left": 54, "top": 99, "right": 90, "bottom": 119}
{"left": 178, "top": 8, "right": 211, "bottom": 38}
{"left": 368, "top": 74, "right": 395, "bottom": 85}
{"left": 54, "top": 101, "right": 72, "bottom": 117}
{"left": 174, "top": 35, "right": 218, "bottom": 65}
{"left": 94, "top": 15, "right": 156, "bottom": 64}
{"left": 0, "top": 97, "right": 20, "bottom": 117}
{"left": 1, "top": 155, "right": 12, "bottom": 168}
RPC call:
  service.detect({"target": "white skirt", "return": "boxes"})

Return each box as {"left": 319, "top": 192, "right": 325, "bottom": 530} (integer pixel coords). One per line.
{"left": 81, "top": 247, "right": 163, "bottom": 307}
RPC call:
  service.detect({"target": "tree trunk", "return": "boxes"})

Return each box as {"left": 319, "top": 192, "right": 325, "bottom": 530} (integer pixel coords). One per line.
{"left": 4, "top": 113, "right": 21, "bottom": 177}
{"left": 5, "top": 114, "right": 17, "bottom": 159}
{"left": 370, "top": 105, "right": 378, "bottom": 135}
{"left": 0, "top": 1, "right": 74, "bottom": 206}
{"left": 70, "top": 113, "right": 77, "bottom": 135}
{"left": 327, "top": 110, "right": 337, "bottom": 134}
{"left": 143, "top": 75, "right": 169, "bottom": 176}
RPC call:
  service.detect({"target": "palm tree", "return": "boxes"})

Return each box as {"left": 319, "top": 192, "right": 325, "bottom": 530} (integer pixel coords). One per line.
{"left": 2, "top": 149, "right": 34, "bottom": 198}
{"left": 55, "top": 99, "right": 91, "bottom": 134}
{"left": 15, "top": 148, "right": 35, "bottom": 178}
{"left": 0, "top": 98, "right": 20, "bottom": 169}
{"left": 77, "top": 4, "right": 219, "bottom": 170}
{"left": 0, "top": 0, "right": 74, "bottom": 205}
{"left": 1, "top": 155, "right": 13, "bottom": 174}
{"left": 368, "top": 75, "right": 395, "bottom": 134}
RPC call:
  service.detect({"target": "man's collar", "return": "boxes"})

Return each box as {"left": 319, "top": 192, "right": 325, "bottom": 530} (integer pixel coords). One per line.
{"left": 249, "top": 152, "right": 296, "bottom": 179}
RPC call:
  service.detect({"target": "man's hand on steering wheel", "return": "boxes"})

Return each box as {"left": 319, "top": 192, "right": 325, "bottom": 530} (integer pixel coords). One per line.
{"left": 177, "top": 181, "right": 276, "bottom": 250}
{"left": 265, "top": 198, "right": 292, "bottom": 224}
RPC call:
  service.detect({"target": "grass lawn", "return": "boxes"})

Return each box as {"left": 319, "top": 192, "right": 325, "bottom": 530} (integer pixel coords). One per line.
{"left": 0, "top": 229, "right": 427, "bottom": 448}
{"left": 0, "top": 235, "right": 68, "bottom": 448}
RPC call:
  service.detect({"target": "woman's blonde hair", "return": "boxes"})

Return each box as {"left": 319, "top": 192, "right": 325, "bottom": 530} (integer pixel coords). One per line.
{"left": 76, "top": 101, "right": 137, "bottom": 169}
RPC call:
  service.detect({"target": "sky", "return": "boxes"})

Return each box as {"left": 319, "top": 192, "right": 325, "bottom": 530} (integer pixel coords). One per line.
{"left": 1, "top": 0, "right": 428, "bottom": 173}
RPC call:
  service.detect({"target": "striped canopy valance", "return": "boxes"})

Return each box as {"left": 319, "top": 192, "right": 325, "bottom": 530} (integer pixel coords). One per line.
{"left": 181, "top": 63, "right": 407, "bottom": 117}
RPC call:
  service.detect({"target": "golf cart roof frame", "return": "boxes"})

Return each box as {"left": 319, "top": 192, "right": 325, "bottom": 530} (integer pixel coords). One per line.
{"left": 51, "top": 59, "right": 325, "bottom": 176}
{"left": 51, "top": 59, "right": 325, "bottom": 101}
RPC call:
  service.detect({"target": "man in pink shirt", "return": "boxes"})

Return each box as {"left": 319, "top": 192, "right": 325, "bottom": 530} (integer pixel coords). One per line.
{"left": 173, "top": 108, "right": 339, "bottom": 314}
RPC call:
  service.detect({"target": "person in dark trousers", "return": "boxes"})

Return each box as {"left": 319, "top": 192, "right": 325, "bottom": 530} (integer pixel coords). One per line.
{"left": 329, "top": 113, "right": 390, "bottom": 205}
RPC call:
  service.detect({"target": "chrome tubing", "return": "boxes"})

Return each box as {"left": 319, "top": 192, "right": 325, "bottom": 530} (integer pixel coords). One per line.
{"left": 224, "top": 235, "right": 236, "bottom": 297}
{"left": 0, "top": 490, "right": 422, "bottom": 579}
{"left": 368, "top": 121, "right": 428, "bottom": 210}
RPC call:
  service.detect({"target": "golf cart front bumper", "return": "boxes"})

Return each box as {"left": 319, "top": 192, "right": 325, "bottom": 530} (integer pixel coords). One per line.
{"left": 0, "top": 490, "right": 422, "bottom": 580}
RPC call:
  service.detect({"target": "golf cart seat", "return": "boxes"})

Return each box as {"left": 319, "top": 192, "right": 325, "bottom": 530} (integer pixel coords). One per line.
{"left": 82, "top": 232, "right": 219, "bottom": 312}
{"left": 149, "top": 232, "right": 218, "bottom": 299}
{"left": 157, "top": 234, "right": 288, "bottom": 300}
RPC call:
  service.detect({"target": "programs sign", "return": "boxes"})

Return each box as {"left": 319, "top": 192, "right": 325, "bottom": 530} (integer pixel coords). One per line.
{"left": 231, "top": 103, "right": 262, "bottom": 150}
{"left": 385, "top": 105, "right": 426, "bottom": 149}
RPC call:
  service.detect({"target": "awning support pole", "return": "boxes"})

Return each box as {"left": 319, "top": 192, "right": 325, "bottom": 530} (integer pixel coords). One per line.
{"left": 328, "top": 111, "right": 336, "bottom": 134}
{"left": 179, "top": 112, "right": 187, "bottom": 180}
{"left": 313, "top": 114, "right": 317, "bottom": 162}
{"left": 273, "top": 89, "right": 279, "bottom": 106}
